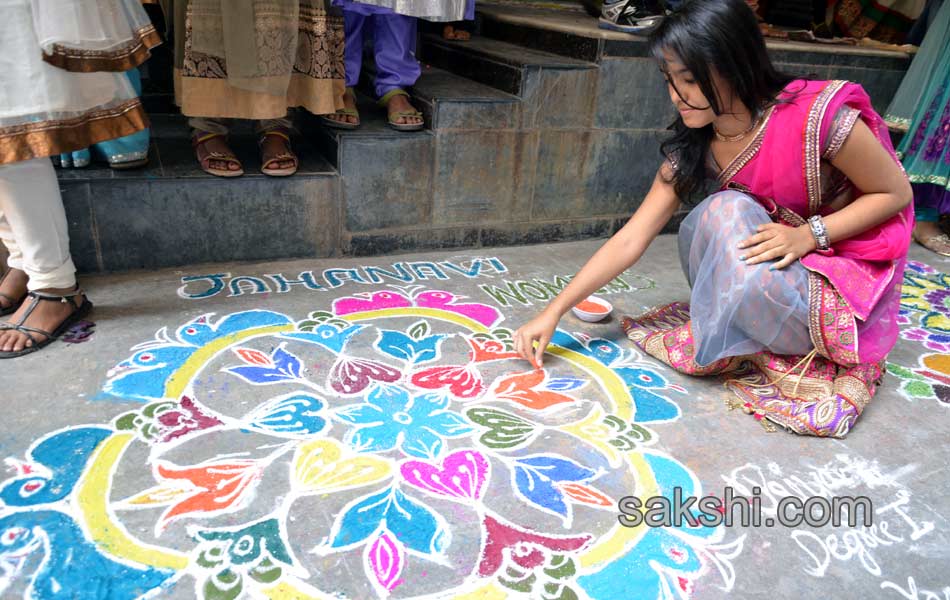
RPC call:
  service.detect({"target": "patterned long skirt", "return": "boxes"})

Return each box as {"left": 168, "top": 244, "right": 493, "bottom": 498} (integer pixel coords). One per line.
{"left": 621, "top": 191, "right": 885, "bottom": 438}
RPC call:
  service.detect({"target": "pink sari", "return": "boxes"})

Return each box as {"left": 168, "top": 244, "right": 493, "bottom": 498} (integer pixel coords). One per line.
{"left": 725, "top": 79, "right": 914, "bottom": 365}
{"left": 622, "top": 80, "right": 914, "bottom": 438}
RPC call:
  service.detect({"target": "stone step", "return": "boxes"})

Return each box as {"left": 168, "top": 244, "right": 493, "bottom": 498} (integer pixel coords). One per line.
{"left": 352, "top": 62, "right": 521, "bottom": 130}
{"left": 409, "top": 66, "right": 521, "bottom": 130}
{"left": 419, "top": 35, "right": 598, "bottom": 130}
{"left": 299, "top": 90, "right": 435, "bottom": 245}
{"left": 470, "top": 1, "right": 911, "bottom": 114}
{"left": 419, "top": 34, "right": 595, "bottom": 97}
{"left": 474, "top": 3, "right": 616, "bottom": 62}
{"left": 56, "top": 115, "right": 341, "bottom": 273}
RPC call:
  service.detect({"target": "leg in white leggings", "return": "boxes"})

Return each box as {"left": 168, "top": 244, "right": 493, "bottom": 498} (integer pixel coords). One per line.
{"left": 0, "top": 158, "right": 76, "bottom": 291}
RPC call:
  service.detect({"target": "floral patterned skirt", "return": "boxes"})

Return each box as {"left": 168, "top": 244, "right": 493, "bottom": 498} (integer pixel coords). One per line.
{"left": 620, "top": 191, "right": 885, "bottom": 438}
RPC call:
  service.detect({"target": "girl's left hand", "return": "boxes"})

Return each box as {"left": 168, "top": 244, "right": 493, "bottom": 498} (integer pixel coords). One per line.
{"left": 737, "top": 223, "right": 817, "bottom": 270}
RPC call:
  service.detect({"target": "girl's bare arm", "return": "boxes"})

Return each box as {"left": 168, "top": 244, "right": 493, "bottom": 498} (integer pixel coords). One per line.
{"left": 513, "top": 164, "right": 681, "bottom": 366}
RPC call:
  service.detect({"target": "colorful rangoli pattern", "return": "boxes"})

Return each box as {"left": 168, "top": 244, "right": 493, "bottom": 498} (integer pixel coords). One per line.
{"left": 0, "top": 288, "right": 747, "bottom": 599}
{"left": 888, "top": 261, "right": 950, "bottom": 405}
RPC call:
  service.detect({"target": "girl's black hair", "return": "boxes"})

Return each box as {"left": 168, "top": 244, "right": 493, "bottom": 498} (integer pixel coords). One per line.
{"left": 648, "top": 0, "right": 795, "bottom": 199}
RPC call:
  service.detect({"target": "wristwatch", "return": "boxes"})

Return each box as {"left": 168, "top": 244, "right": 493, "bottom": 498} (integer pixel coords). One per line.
{"left": 807, "top": 215, "right": 830, "bottom": 251}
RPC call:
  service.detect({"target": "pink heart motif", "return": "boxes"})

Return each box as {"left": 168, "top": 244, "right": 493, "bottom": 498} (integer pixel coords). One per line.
{"left": 400, "top": 449, "right": 489, "bottom": 501}
{"left": 330, "top": 357, "right": 402, "bottom": 395}
{"left": 410, "top": 365, "right": 484, "bottom": 399}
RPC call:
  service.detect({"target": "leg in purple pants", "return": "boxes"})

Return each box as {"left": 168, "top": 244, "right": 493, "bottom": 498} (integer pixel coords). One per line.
{"left": 372, "top": 13, "right": 420, "bottom": 99}
{"left": 343, "top": 10, "right": 367, "bottom": 89}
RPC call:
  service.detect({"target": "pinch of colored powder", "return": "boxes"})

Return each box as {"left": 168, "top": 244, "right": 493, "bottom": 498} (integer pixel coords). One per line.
{"left": 575, "top": 300, "right": 608, "bottom": 313}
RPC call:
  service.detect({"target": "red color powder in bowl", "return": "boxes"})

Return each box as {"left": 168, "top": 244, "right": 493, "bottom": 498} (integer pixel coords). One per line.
{"left": 575, "top": 299, "right": 609, "bottom": 313}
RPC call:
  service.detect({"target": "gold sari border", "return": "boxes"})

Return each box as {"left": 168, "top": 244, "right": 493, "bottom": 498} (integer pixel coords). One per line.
{"left": 175, "top": 69, "right": 344, "bottom": 120}
{"left": 42, "top": 24, "right": 162, "bottom": 73}
{"left": 804, "top": 80, "right": 847, "bottom": 216}
{"left": 807, "top": 272, "right": 833, "bottom": 361}
{"left": 0, "top": 99, "right": 148, "bottom": 165}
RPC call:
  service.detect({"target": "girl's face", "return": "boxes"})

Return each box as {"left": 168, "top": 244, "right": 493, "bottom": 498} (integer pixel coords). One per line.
{"left": 662, "top": 56, "right": 720, "bottom": 129}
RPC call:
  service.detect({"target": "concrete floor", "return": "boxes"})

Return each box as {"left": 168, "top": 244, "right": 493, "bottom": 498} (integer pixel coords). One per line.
{"left": 0, "top": 236, "right": 947, "bottom": 600}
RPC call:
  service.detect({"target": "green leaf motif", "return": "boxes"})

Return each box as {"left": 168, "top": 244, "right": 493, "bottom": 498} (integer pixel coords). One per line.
{"left": 905, "top": 381, "right": 935, "bottom": 398}
{"left": 409, "top": 320, "right": 430, "bottom": 340}
{"left": 609, "top": 436, "right": 637, "bottom": 451}
{"left": 196, "top": 544, "right": 228, "bottom": 569}
{"left": 542, "top": 582, "right": 579, "bottom": 600}
{"left": 887, "top": 362, "right": 924, "bottom": 381}
{"left": 203, "top": 569, "right": 242, "bottom": 600}
{"left": 602, "top": 415, "right": 652, "bottom": 450}
{"left": 624, "top": 423, "right": 652, "bottom": 443}
{"left": 466, "top": 407, "right": 537, "bottom": 449}
{"left": 543, "top": 555, "right": 576, "bottom": 580}
{"left": 249, "top": 557, "right": 283, "bottom": 584}
{"left": 499, "top": 567, "right": 536, "bottom": 593}
{"left": 114, "top": 401, "right": 179, "bottom": 441}
{"left": 300, "top": 311, "right": 351, "bottom": 331}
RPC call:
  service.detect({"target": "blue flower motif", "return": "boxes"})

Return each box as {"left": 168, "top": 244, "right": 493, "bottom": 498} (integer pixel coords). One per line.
{"left": 335, "top": 386, "right": 472, "bottom": 459}
{"left": 329, "top": 486, "right": 448, "bottom": 554}
{"left": 512, "top": 455, "right": 598, "bottom": 521}
{"left": 242, "top": 393, "right": 328, "bottom": 438}
{"left": 225, "top": 345, "right": 302, "bottom": 385}
{"left": 375, "top": 328, "right": 448, "bottom": 364}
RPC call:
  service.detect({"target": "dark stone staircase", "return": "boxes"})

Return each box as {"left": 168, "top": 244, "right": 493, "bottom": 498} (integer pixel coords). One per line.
{"left": 60, "top": 1, "right": 913, "bottom": 273}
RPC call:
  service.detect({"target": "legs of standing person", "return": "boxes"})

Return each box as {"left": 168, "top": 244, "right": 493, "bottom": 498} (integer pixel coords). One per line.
{"left": 256, "top": 116, "right": 298, "bottom": 176}
{"left": 322, "top": 10, "right": 365, "bottom": 128}
{"left": 0, "top": 158, "right": 87, "bottom": 355}
{"left": 91, "top": 68, "right": 152, "bottom": 169}
{"left": 443, "top": 0, "right": 475, "bottom": 40}
{"left": 190, "top": 117, "right": 244, "bottom": 177}
{"left": 373, "top": 14, "right": 423, "bottom": 129}
{"left": 0, "top": 211, "right": 28, "bottom": 314}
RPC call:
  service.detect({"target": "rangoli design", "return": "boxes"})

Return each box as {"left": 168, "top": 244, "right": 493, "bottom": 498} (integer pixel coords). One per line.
{"left": 1, "top": 286, "right": 746, "bottom": 599}
{"left": 888, "top": 261, "right": 950, "bottom": 405}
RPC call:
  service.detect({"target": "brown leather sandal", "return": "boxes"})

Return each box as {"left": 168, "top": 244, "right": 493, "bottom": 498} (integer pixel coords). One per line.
{"left": 193, "top": 132, "right": 244, "bottom": 178}
{"left": 0, "top": 287, "right": 92, "bottom": 358}
{"left": 259, "top": 128, "right": 298, "bottom": 177}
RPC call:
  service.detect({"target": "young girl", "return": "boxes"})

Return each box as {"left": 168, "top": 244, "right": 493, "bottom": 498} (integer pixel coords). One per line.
{"left": 514, "top": 0, "right": 913, "bottom": 438}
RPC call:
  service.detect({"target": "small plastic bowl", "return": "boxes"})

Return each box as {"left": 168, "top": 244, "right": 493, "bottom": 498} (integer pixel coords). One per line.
{"left": 571, "top": 296, "right": 613, "bottom": 322}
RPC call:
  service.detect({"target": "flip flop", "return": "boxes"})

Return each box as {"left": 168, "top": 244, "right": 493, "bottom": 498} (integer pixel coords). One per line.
{"left": 378, "top": 89, "right": 425, "bottom": 132}
{"left": 0, "top": 288, "right": 92, "bottom": 358}
{"left": 319, "top": 87, "right": 361, "bottom": 130}
{"left": 193, "top": 132, "right": 244, "bottom": 178}
{"left": 259, "top": 129, "right": 298, "bottom": 177}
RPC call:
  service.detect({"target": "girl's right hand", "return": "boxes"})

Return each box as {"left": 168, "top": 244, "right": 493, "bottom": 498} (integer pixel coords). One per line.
{"left": 513, "top": 310, "right": 561, "bottom": 368}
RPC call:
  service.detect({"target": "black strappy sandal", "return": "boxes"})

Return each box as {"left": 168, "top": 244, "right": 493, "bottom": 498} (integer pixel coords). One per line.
{"left": 0, "top": 288, "right": 92, "bottom": 358}
{"left": 0, "top": 270, "right": 27, "bottom": 317}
